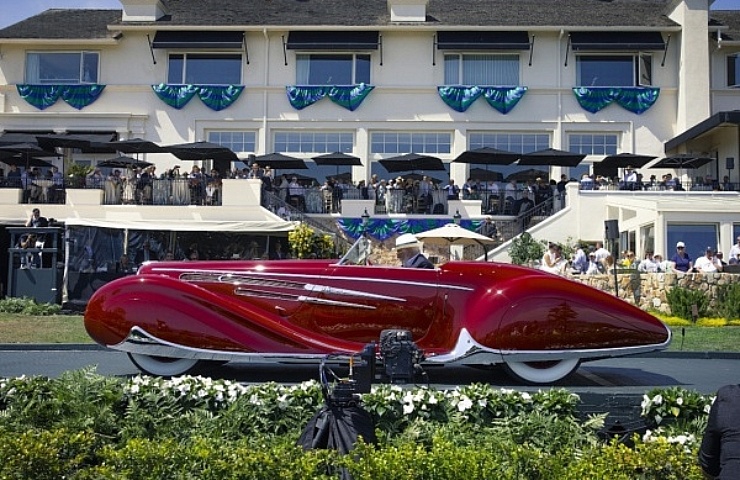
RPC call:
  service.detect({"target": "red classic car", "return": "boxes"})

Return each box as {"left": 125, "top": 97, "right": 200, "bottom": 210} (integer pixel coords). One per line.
{"left": 84, "top": 237, "right": 670, "bottom": 384}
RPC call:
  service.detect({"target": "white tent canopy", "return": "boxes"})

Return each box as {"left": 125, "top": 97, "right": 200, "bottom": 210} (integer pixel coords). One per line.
{"left": 64, "top": 218, "right": 298, "bottom": 232}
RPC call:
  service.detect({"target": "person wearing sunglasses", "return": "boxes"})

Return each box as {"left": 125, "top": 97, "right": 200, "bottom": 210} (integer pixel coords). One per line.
{"left": 670, "top": 241, "right": 693, "bottom": 273}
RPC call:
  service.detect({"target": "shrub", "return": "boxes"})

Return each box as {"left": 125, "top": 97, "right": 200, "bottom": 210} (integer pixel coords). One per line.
{"left": 666, "top": 286, "right": 709, "bottom": 321}
{"left": 0, "top": 296, "right": 61, "bottom": 315}
{"left": 715, "top": 282, "right": 740, "bottom": 321}
{"left": 508, "top": 232, "right": 546, "bottom": 265}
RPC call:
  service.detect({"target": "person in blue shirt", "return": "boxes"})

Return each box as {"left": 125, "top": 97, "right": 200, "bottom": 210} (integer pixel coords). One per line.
{"left": 670, "top": 241, "right": 693, "bottom": 273}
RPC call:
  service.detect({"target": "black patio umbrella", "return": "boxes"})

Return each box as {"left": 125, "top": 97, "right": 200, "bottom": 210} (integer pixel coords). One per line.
{"left": 0, "top": 132, "right": 43, "bottom": 146}
{"left": 36, "top": 133, "right": 117, "bottom": 153}
{"left": 312, "top": 152, "right": 363, "bottom": 167}
{"left": 102, "top": 138, "right": 165, "bottom": 154}
{"left": 255, "top": 152, "right": 308, "bottom": 170}
{"left": 0, "top": 143, "right": 54, "bottom": 169}
{"left": 165, "top": 141, "right": 238, "bottom": 161}
{"left": 650, "top": 154, "right": 715, "bottom": 170}
{"left": 469, "top": 167, "right": 504, "bottom": 182}
{"left": 594, "top": 152, "right": 657, "bottom": 178}
{"left": 379, "top": 153, "right": 446, "bottom": 173}
{"left": 506, "top": 168, "right": 549, "bottom": 183}
{"left": 0, "top": 153, "right": 56, "bottom": 169}
{"left": 97, "top": 155, "right": 153, "bottom": 169}
{"left": 517, "top": 148, "right": 586, "bottom": 167}
{"left": 453, "top": 147, "right": 520, "bottom": 166}
{"left": 599, "top": 152, "right": 657, "bottom": 169}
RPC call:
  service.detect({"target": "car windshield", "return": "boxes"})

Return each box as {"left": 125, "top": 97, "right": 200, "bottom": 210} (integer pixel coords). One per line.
{"left": 337, "top": 235, "right": 373, "bottom": 265}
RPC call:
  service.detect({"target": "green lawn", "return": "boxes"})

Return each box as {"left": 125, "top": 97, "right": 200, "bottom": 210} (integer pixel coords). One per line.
{"left": 0, "top": 314, "right": 92, "bottom": 344}
{"left": 0, "top": 313, "right": 739, "bottom": 352}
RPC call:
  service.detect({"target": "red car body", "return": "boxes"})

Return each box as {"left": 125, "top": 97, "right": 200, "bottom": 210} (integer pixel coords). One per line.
{"left": 84, "top": 248, "right": 670, "bottom": 384}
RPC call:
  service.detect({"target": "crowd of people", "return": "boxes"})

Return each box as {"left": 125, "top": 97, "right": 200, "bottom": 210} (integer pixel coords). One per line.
{"left": 540, "top": 237, "right": 740, "bottom": 276}
{"left": 579, "top": 165, "right": 738, "bottom": 192}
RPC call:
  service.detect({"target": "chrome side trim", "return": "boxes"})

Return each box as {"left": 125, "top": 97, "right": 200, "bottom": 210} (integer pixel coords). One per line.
{"left": 112, "top": 326, "right": 330, "bottom": 363}
{"left": 425, "top": 328, "right": 672, "bottom": 365}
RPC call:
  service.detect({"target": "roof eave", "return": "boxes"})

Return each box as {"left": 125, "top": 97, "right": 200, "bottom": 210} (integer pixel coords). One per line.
{"left": 665, "top": 111, "right": 740, "bottom": 152}
{"left": 0, "top": 38, "right": 122, "bottom": 46}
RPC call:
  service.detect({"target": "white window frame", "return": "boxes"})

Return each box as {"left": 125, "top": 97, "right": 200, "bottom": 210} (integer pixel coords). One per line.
{"left": 273, "top": 131, "right": 355, "bottom": 154}
{"left": 568, "top": 133, "right": 619, "bottom": 156}
{"left": 468, "top": 132, "right": 550, "bottom": 154}
{"left": 167, "top": 53, "right": 243, "bottom": 85}
{"left": 576, "top": 53, "right": 653, "bottom": 87}
{"left": 727, "top": 53, "right": 740, "bottom": 88}
{"left": 207, "top": 131, "right": 257, "bottom": 154}
{"left": 370, "top": 131, "right": 452, "bottom": 154}
{"left": 443, "top": 53, "right": 520, "bottom": 85}
{"left": 295, "top": 53, "right": 371, "bottom": 85}
{"left": 25, "top": 51, "right": 99, "bottom": 84}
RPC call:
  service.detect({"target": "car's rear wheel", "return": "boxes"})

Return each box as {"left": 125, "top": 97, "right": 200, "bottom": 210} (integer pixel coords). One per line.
{"left": 127, "top": 353, "right": 201, "bottom": 377}
{"left": 503, "top": 358, "right": 580, "bottom": 385}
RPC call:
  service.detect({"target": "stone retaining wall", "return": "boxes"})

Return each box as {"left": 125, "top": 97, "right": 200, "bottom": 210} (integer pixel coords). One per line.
{"left": 566, "top": 272, "right": 740, "bottom": 313}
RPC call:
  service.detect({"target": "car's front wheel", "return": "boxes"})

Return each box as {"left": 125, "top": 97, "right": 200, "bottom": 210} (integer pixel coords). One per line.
{"left": 503, "top": 358, "right": 580, "bottom": 385}
{"left": 127, "top": 353, "right": 201, "bottom": 377}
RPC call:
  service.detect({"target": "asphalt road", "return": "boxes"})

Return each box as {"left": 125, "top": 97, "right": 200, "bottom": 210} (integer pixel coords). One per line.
{"left": 0, "top": 345, "right": 737, "bottom": 397}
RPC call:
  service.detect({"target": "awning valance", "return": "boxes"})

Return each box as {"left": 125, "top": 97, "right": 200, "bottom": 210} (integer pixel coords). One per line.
{"left": 151, "top": 31, "right": 245, "bottom": 49}
{"left": 569, "top": 31, "right": 665, "bottom": 51}
{"left": 436, "top": 31, "right": 530, "bottom": 50}
{"left": 286, "top": 31, "right": 380, "bottom": 50}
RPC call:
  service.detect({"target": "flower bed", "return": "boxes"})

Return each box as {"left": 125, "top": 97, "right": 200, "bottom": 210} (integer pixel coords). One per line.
{"left": 0, "top": 368, "right": 714, "bottom": 479}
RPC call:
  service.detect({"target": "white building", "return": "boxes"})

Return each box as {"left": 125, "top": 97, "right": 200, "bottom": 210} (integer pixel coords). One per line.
{"left": 0, "top": 0, "right": 739, "bottom": 276}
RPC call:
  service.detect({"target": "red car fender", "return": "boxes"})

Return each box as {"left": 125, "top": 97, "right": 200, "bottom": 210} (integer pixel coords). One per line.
{"left": 84, "top": 274, "right": 364, "bottom": 354}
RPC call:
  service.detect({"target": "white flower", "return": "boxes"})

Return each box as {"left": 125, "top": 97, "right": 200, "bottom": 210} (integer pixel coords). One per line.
{"left": 428, "top": 395, "right": 438, "bottom": 405}
{"left": 520, "top": 392, "right": 532, "bottom": 401}
{"left": 457, "top": 396, "right": 473, "bottom": 412}
{"left": 129, "top": 384, "right": 140, "bottom": 394}
{"left": 403, "top": 402, "right": 415, "bottom": 414}
{"left": 704, "top": 404, "right": 712, "bottom": 414}
{"left": 676, "top": 397, "right": 683, "bottom": 406}
{"left": 653, "top": 394, "right": 663, "bottom": 405}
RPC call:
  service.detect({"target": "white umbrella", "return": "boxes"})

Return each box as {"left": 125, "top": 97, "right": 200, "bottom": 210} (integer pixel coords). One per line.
{"left": 415, "top": 223, "right": 496, "bottom": 261}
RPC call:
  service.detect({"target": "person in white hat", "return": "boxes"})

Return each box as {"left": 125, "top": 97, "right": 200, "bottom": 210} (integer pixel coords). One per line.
{"left": 670, "top": 241, "right": 693, "bottom": 273}
{"left": 395, "top": 233, "right": 434, "bottom": 269}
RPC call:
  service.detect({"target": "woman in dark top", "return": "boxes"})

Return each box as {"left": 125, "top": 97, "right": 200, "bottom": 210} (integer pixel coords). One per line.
{"left": 670, "top": 241, "right": 693, "bottom": 272}
{"left": 699, "top": 384, "right": 740, "bottom": 479}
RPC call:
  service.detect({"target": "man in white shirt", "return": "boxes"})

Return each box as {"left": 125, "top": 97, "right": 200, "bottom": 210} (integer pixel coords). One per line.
{"left": 728, "top": 236, "right": 740, "bottom": 261}
{"left": 694, "top": 247, "right": 723, "bottom": 273}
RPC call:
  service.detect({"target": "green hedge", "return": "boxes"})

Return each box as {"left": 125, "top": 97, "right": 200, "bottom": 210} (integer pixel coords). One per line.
{"left": 0, "top": 368, "right": 714, "bottom": 479}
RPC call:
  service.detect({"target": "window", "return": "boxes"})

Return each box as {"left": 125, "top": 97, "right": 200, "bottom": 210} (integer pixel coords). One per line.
{"left": 25, "top": 52, "right": 99, "bottom": 84}
{"left": 727, "top": 54, "right": 740, "bottom": 87}
{"left": 444, "top": 54, "right": 519, "bottom": 85}
{"left": 370, "top": 132, "right": 452, "bottom": 154}
{"left": 576, "top": 54, "right": 652, "bottom": 87}
{"left": 208, "top": 131, "right": 256, "bottom": 153}
{"left": 469, "top": 132, "right": 550, "bottom": 153}
{"left": 167, "top": 54, "right": 242, "bottom": 84}
{"left": 296, "top": 54, "right": 370, "bottom": 85}
{"left": 569, "top": 133, "right": 618, "bottom": 155}
{"left": 274, "top": 131, "right": 354, "bottom": 153}
{"left": 666, "top": 224, "right": 719, "bottom": 259}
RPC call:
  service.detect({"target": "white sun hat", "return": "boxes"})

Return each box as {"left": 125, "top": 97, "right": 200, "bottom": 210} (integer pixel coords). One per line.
{"left": 395, "top": 233, "right": 420, "bottom": 250}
